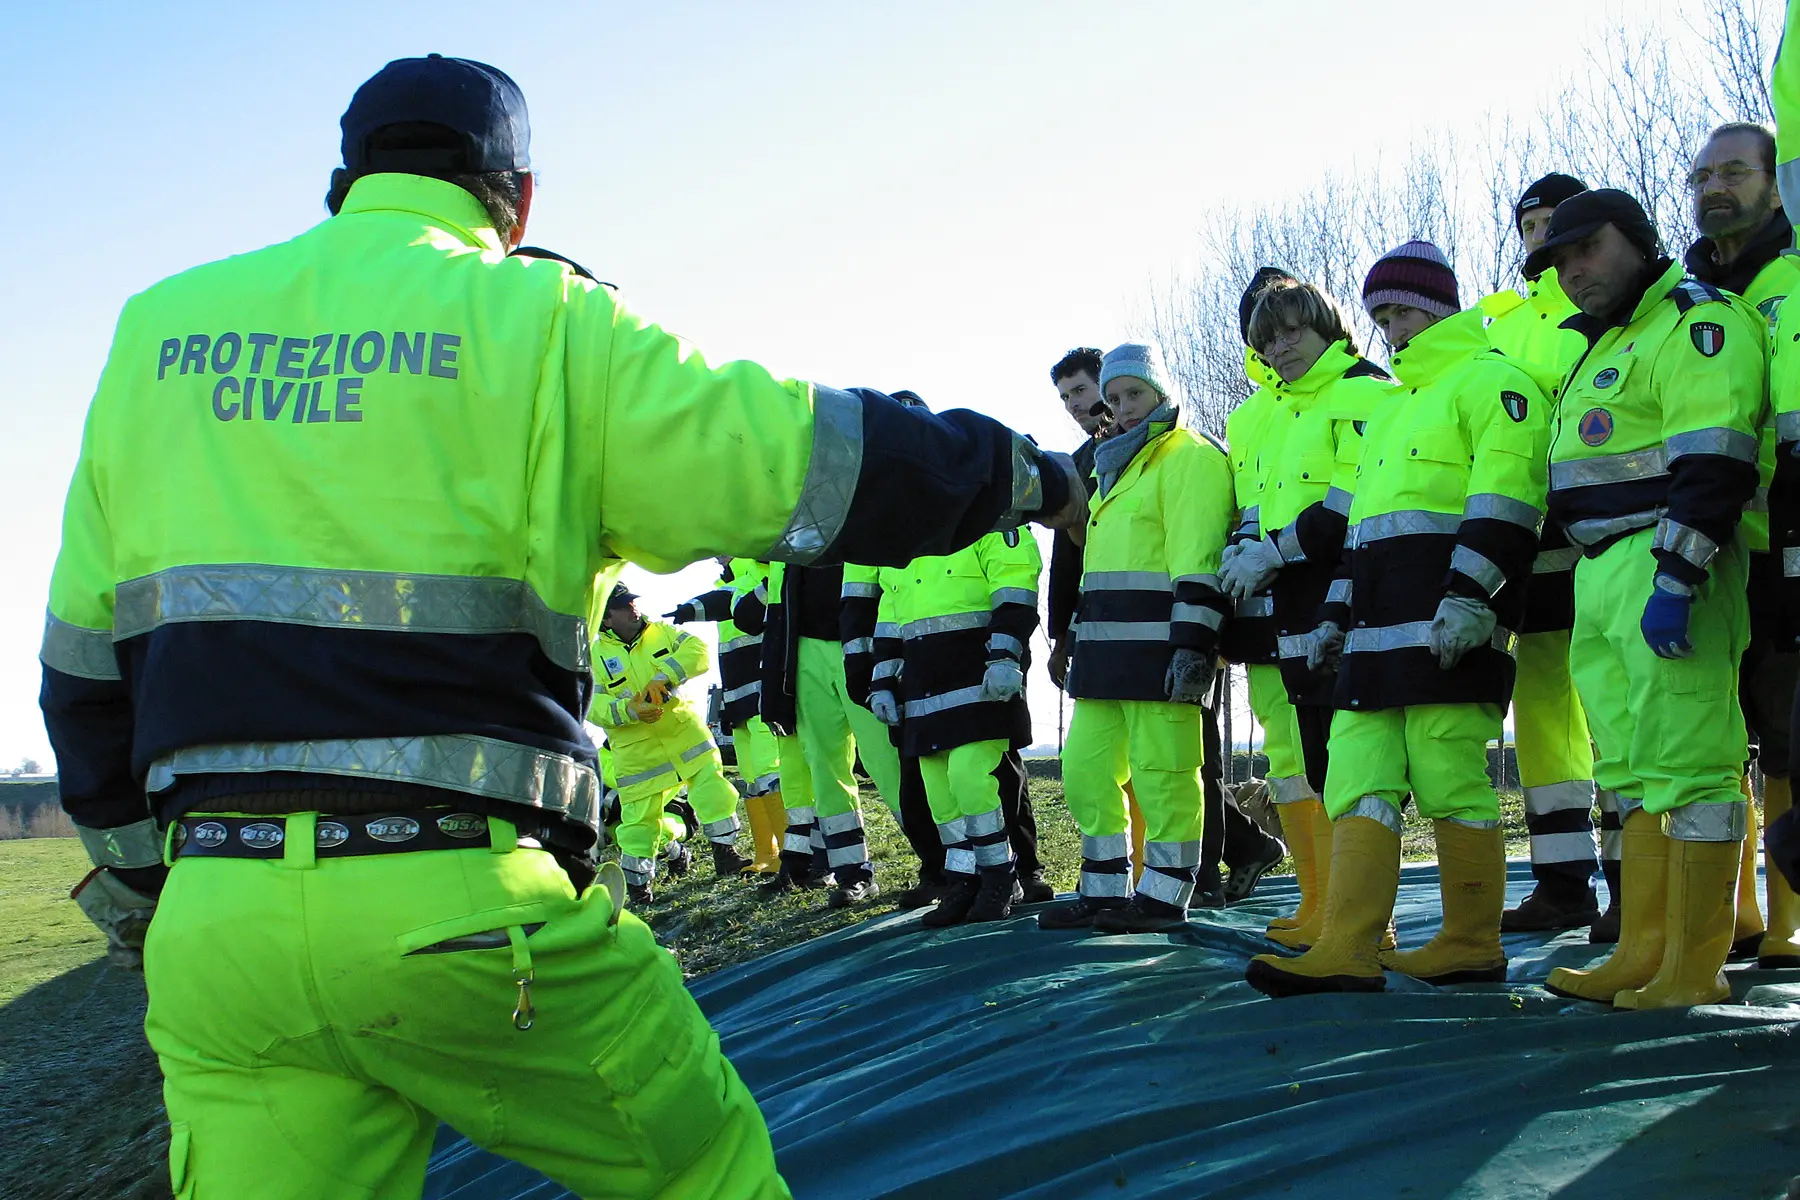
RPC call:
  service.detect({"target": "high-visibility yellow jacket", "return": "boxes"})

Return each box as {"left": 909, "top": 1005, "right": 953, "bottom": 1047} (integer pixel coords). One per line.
{"left": 868, "top": 531, "right": 1041, "bottom": 754}
{"left": 1324, "top": 308, "right": 1550, "bottom": 710}
{"left": 840, "top": 563, "right": 883, "bottom": 706}
{"left": 589, "top": 620, "right": 714, "bottom": 793}
{"left": 673, "top": 559, "right": 766, "bottom": 727}
{"left": 39, "top": 173, "right": 1059, "bottom": 861}
{"left": 1778, "top": 0, "right": 1800, "bottom": 224}
{"left": 1548, "top": 261, "right": 1766, "bottom": 590}
{"left": 1068, "top": 411, "right": 1234, "bottom": 701}
{"left": 1221, "top": 349, "right": 1280, "bottom": 667}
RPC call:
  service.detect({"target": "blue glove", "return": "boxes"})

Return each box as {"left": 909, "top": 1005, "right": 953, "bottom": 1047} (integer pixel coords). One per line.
{"left": 1640, "top": 574, "right": 1695, "bottom": 659}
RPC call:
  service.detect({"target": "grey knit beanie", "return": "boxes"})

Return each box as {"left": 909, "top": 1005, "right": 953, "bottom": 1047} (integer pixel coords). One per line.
{"left": 1098, "top": 343, "right": 1172, "bottom": 399}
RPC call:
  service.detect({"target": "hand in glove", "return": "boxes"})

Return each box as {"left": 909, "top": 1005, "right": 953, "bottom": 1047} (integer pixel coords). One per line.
{"left": 1640, "top": 575, "right": 1695, "bottom": 659}
{"left": 1220, "top": 536, "right": 1284, "bottom": 602}
{"left": 1298, "top": 621, "right": 1344, "bottom": 673}
{"left": 1427, "top": 594, "right": 1497, "bottom": 670}
{"left": 627, "top": 694, "right": 665, "bottom": 723}
{"left": 643, "top": 677, "right": 672, "bottom": 705}
{"left": 870, "top": 690, "right": 902, "bottom": 726}
{"left": 71, "top": 867, "right": 158, "bottom": 970}
{"left": 1048, "top": 639, "right": 1072, "bottom": 691}
{"left": 981, "top": 659, "right": 1025, "bottom": 702}
{"left": 663, "top": 604, "right": 696, "bottom": 625}
{"left": 1164, "top": 647, "right": 1217, "bottom": 705}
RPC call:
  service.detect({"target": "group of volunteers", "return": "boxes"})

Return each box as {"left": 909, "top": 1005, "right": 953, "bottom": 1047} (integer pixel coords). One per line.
{"left": 612, "top": 119, "right": 1800, "bottom": 1016}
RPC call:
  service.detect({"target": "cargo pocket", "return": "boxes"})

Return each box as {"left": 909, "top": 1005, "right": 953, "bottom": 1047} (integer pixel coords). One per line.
{"left": 1406, "top": 424, "right": 1471, "bottom": 513}
{"left": 590, "top": 969, "right": 732, "bottom": 1182}
{"left": 1135, "top": 704, "right": 1203, "bottom": 772}
{"left": 169, "top": 1121, "right": 193, "bottom": 1197}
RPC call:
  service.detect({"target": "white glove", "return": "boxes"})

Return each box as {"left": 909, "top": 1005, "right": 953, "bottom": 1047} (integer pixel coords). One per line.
{"left": 71, "top": 868, "right": 157, "bottom": 970}
{"left": 1299, "top": 621, "right": 1344, "bottom": 673}
{"left": 980, "top": 659, "right": 1025, "bottom": 702}
{"left": 1220, "top": 536, "right": 1284, "bottom": 602}
{"left": 1220, "top": 541, "right": 1244, "bottom": 572}
{"left": 1427, "top": 595, "right": 1497, "bottom": 670}
{"left": 870, "top": 690, "right": 901, "bottom": 726}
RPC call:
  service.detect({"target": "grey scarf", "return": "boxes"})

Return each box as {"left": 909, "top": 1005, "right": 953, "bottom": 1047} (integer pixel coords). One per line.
{"left": 1094, "top": 401, "right": 1177, "bottom": 497}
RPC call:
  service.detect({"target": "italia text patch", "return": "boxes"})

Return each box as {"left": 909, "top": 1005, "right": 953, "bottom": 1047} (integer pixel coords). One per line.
{"left": 1500, "top": 391, "right": 1528, "bottom": 422}
{"left": 1690, "top": 321, "right": 1725, "bottom": 357}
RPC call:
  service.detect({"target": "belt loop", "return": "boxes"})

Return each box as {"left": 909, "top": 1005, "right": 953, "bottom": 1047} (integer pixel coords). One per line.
{"left": 284, "top": 813, "right": 318, "bottom": 870}
{"left": 489, "top": 817, "right": 518, "bottom": 854}
{"left": 163, "top": 821, "right": 178, "bottom": 868}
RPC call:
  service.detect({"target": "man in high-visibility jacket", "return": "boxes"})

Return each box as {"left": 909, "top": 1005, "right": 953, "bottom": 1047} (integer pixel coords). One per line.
{"left": 40, "top": 56, "right": 1085, "bottom": 1198}
{"left": 1530, "top": 190, "right": 1767, "bottom": 1010}
{"left": 1247, "top": 241, "right": 1551, "bottom": 997}
{"left": 590, "top": 585, "right": 750, "bottom": 899}
{"left": 1039, "top": 343, "right": 1236, "bottom": 933}
{"left": 670, "top": 558, "right": 784, "bottom": 874}
{"left": 867, "top": 530, "right": 1043, "bottom": 924}
{"left": 1226, "top": 277, "right": 1390, "bottom": 950}
{"left": 1480, "top": 173, "right": 1612, "bottom": 937}
{"left": 1683, "top": 122, "right": 1800, "bottom": 965}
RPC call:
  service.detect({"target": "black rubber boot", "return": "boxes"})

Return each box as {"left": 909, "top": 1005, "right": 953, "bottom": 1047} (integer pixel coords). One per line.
{"left": 968, "top": 867, "right": 1020, "bottom": 923}
{"left": 711, "top": 841, "right": 755, "bottom": 877}
{"left": 921, "top": 875, "right": 981, "bottom": 928}
{"left": 1501, "top": 885, "right": 1599, "bottom": 932}
{"left": 1590, "top": 857, "right": 1623, "bottom": 943}
{"left": 1093, "top": 893, "right": 1189, "bottom": 933}
{"left": 1036, "top": 894, "right": 1127, "bottom": 930}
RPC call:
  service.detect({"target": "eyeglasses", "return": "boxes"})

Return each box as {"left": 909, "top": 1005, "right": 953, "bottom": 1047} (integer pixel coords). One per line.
{"left": 1685, "top": 162, "right": 1767, "bottom": 191}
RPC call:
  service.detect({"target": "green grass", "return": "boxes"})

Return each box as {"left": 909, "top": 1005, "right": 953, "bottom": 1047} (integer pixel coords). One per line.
{"left": 0, "top": 838, "right": 107, "bottom": 1002}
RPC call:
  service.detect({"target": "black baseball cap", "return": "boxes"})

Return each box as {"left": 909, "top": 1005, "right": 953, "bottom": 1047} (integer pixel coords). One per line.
{"left": 606, "top": 584, "right": 639, "bottom": 609}
{"left": 341, "top": 55, "right": 530, "bottom": 173}
{"left": 1523, "top": 188, "right": 1660, "bottom": 278}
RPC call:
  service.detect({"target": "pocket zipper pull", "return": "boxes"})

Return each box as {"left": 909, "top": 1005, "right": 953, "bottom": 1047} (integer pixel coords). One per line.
{"left": 507, "top": 924, "right": 536, "bottom": 1032}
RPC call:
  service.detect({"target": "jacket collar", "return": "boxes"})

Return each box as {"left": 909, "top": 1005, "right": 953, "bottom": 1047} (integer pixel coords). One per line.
{"left": 1094, "top": 402, "right": 1178, "bottom": 498}
{"left": 1276, "top": 339, "right": 1361, "bottom": 397}
{"left": 1563, "top": 258, "right": 1682, "bottom": 341}
{"left": 338, "top": 173, "right": 507, "bottom": 254}
{"left": 1684, "top": 211, "right": 1794, "bottom": 295}
{"left": 1386, "top": 309, "right": 1490, "bottom": 388}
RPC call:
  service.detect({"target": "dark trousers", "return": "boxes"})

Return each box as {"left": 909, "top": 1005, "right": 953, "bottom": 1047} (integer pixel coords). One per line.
{"left": 1200, "top": 702, "right": 1274, "bottom": 884}
{"left": 900, "top": 749, "right": 1043, "bottom": 883}
{"left": 1294, "top": 703, "right": 1333, "bottom": 797}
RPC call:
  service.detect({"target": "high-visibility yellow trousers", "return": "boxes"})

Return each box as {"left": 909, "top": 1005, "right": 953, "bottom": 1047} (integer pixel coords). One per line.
{"left": 1249, "top": 663, "right": 1313, "bottom": 803}
{"left": 732, "top": 716, "right": 782, "bottom": 798}
{"left": 1513, "top": 629, "right": 1601, "bottom": 895}
{"left": 615, "top": 742, "right": 739, "bottom": 886}
{"left": 796, "top": 636, "right": 902, "bottom": 873}
{"left": 919, "top": 738, "right": 1011, "bottom": 877}
{"left": 1324, "top": 703, "right": 1504, "bottom": 825}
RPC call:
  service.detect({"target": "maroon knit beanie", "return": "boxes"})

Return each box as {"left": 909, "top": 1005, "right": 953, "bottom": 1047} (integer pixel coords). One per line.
{"left": 1362, "top": 240, "right": 1460, "bottom": 319}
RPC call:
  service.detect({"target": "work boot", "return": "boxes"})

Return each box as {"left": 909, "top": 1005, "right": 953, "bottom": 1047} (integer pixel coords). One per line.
{"left": 711, "top": 841, "right": 755, "bottom": 877}
{"left": 921, "top": 875, "right": 980, "bottom": 928}
{"left": 1732, "top": 775, "right": 1765, "bottom": 961}
{"left": 1192, "top": 885, "right": 1227, "bottom": 910}
{"left": 761, "top": 859, "right": 833, "bottom": 895}
{"left": 1267, "top": 797, "right": 1324, "bottom": 933}
{"left": 1246, "top": 814, "right": 1400, "bottom": 998}
{"left": 1380, "top": 821, "right": 1507, "bottom": 985}
{"left": 1036, "top": 894, "right": 1127, "bottom": 930}
{"left": 1546, "top": 809, "right": 1668, "bottom": 1002}
{"left": 627, "top": 881, "right": 654, "bottom": 906}
{"left": 1615, "top": 835, "right": 1739, "bottom": 1009}
{"left": 1018, "top": 869, "right": 1056, "bottom": 904}
{"left": 1591, "top": 854, "right": 1624, "bottom": 944}
{"left": 898, "top": 867, "right": 950, "bottom": 910}
{"left": 1761, "top": 776, "right": 1800, "bottom": 968}
{"left": 1226, "top": 833, "right": 1287, "bottom": 904}
{"left": 1267, "top": 806, "right": 1336, "bottom": 950}
{"left": 745, "top": 791, "right": 785, "bottom": 876}
{"left": 664, "top": 840, "right": 692, "bottom": 878}
{"left": 828, "top": 877, "right": 881, "bottom": 909}
{"left": 1093, "top": 893, "right": 1188, "bottom": 933}
{"left": 1501, "top": 885, "right": 1600, "bottom": 933}
{"left": 968, "top": 867, "right": 1021, "bottom": 923}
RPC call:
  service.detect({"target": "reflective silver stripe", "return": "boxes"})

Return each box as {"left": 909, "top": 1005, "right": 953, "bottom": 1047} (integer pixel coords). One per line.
{"left": 723, "top": 681, "right": 760, "bottom": 703}
{"left": 146, "top": 734, "right": 601, "bottom": 828}
{"left": 1234, "top": 594, "right": 1274, "bottom": 618}
{"left": 620, "top": 854, "right": 656, "bottom": 885}
{"left": 1652, "top": 518, "right": 1719, "bottom": 569}
{"left": 1082, "top": 832, "right": 1130, "bottom": 861}
{"left": 1171, "top": 603, "right": 1224, "bottom": 630}
{"left": 1565, "top": 509, "right": 1662, "bottom": 547}
{"left": 1135, "top": 866, "right": 1194, "bottom": 907}
{"left": 680, "top": 740, "right": 717, "bottom": 763}
{"left": 1277, "top": 634, "right": 1312, "bottom": 660}
{"left": 936, "top": 817, "right": 969, "bottom": 845}
{"left": 663, "top": 656, "right": 690, "bottom": 683}
{"left": 1079, "top": 868, "right": 1132, "bottom": 898}
{"left": 1549, "top": 448, "right": 1668, "bottom": 490}
{"left": 1530, "top": 831, "right": 1601, "bottom": 865}
{"left": 872, "top": 658, "right": 902, "bottom": 680}
{"left": 1465, "top": 493, "right": 1543, "bottom": 531}
{"left": 1144, "top": 840, "right": 1200, "bottom": 868}
{"left": 1666, "top": 427, "right": 1758, "bottom": 463}
{"left": 1523, "top": 779, "right": 1596, "bottom": 816}
{"left": 1667, "top": 800, "right": 1748, "bottom": 842}
{"left": 1600, "top": 829, "right": 1623, "bottom": 861}
{"left": 40, "top": 613, "right": 121, "bottom": 680}
{"left": 966, "top": 808, "right": 1006, "bottom": 837}
{"left": 990, "top": 588, "right": 1038, "bottom": 607}
{"left": 1747, "top": 486, "right": 1769, "bottom": 514}
{"left": 1345, "top": 621, "right": 1516, "bottom": 656}
{"left": 1353, "top": 509, "right": 1461, "bottom": 544}
{"left": 973, "top": 839, "right": 1014, "bottom": 867}
{"left": 1596, "top": 789, "right": 1620, "bottom": 815}
{"left": 902, "top": 611, "right": 988, "bottom": 639}
{"left": 1275, "top": 525, "right": 1306, "bottom": 563}
{"left": 941, "top": 847, "right": 975, "bottom": 876}
{"left": 1082, "top": 571, "right": 1172, "bottom": 592}
{"left": 77, "top": 818, "right": 164, "bottom": 870}
{"left": 1779, "top": 410, "right": 1800, "bottom": 442}
{"left": 1341, "top": 794, "right": 1404, "bottom": 836}
{"left": 1616, "top": 792, "right": 1647, "bottom": 820}
{"left": 993, "top": 432, "right": 1047, "bottom": 533}
{"left": 1323, "top": 487, "right": 1354, "bottom": 516}
{"left": 1450, "top": 546, "right": 1506, "bottom": 596}
{"left": 784, "top": 805, "right": 818, "bottom": 824}
{"left": 875, "top": 622, "right": 901, "bottom": 639}
{"left": 1077, "top": 621, "right": 1172, "bottom": 642}
{"left": 605, "top": 698, "right": 628, "bottom": 725}
{"left": 783, "top": 832, "right": 813, "bottom": 854}
{"left": 1240, "top": 504, "right": 1261, "bottom": 527}
{"left": 767, "top": 384, "right": 864, "bottom": 563}
{"left": 904, "top": 685, "right": 986, "bottom": 719}
{"left": 987, "top": 633, "right": 1025, "bottom": 657}
{"left": 703, "top": 815, "right": 742, "bottom": 841}
{"left": 112, "top": 564, "right": 590, "bottom": 671}
{"left": 819, "top": 810, "right": 865, "bottom": 836}
{"left": 1325, "top": 577, "right": 1352, "bottom": 606}
{"left": 1533, "top": 546, "right": 1582, "bottom": 574}
{"left": 841, "top": 582, "right": 879, "bottom": 599}
{"left": 618, "top": 761, "right": 679, "bottom": 788}
{"left": 750, "top": 772, "right": 781, "bottom": 796}
{"left": 1786, "top": 546, "right": 1800, "bottom": 578}
{"left": 843, "top": 637, "right": 874, "bottom": 656}
{"left": 753, "top": 583, "right": 768, "bottom": 603}
{"left": 1443, "top": 817, "right": 1500, "bottom": 830}
{"left": 1270, "top": 775, "right": 1317, "bottom": 804}
{"left": 1173, "top": 573, "right": 1222, "bottom": 589}
{"left": 720, "top": 633, "right": 762, "bottom": 655}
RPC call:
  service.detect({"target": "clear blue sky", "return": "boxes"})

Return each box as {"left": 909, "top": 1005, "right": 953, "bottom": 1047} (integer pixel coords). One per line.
{"left": 0, "top": 0, "right": 1675, "bottom": 767}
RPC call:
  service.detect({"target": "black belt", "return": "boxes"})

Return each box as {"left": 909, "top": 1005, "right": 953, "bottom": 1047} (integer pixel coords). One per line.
{"left": 173, "top": 809, "right": 541, "bottom": 860}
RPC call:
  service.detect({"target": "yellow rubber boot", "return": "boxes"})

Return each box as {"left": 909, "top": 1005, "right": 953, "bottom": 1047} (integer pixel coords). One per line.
{"left": 1546, "top": 809, "right": 1668, "bottom": 1002}
{"left": 1732, "top": 775, "right": 1765, "bottom": 957}
{"left": 1267, "top": 798, "right": 1324, "bottom": 934}
{"left": 1246, "top": 816, "right": 1400, "bottom": 997}
{"left": 1616, "top": 836, "right": 1738, "bottom": 1009}
{"left": 746, "top": 790, "right": 784, "bottom": 876}
{"left": 1126, "top": 784, "right": 1146, "bottom": 884}
{"left": 1267, "top": 805, "right": 1335, "bottom": 949}
{"left": 1379, "top": 821, "right": 1507, "bottom": 984}
{"left": 1760, "top": 777, "right": 1800, "bottom": 967}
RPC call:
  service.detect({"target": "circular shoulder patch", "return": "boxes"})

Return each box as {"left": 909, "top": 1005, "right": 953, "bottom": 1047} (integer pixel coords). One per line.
{"left": 1578, "top": 407, "right": 1614, "bottom": 447}
{"left": 1592, "top": 367, "right": 1620, "bottom": 389}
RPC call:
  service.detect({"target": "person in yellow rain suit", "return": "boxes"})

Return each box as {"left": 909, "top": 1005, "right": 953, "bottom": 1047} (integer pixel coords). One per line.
{"left": 1248, "top": 241, "right": 1550, "bottom": 997}
{"left": 590, "top": 585, "right": 751, "bottom": 901}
